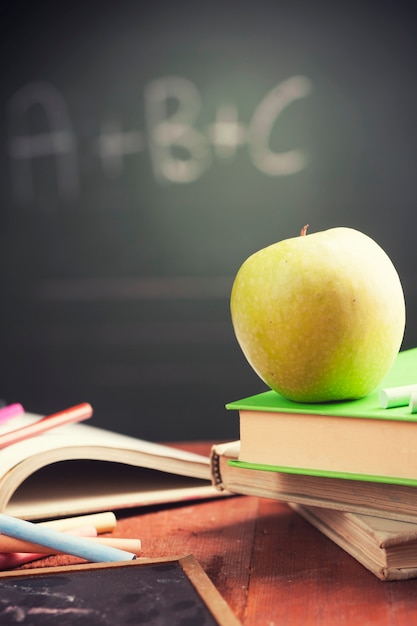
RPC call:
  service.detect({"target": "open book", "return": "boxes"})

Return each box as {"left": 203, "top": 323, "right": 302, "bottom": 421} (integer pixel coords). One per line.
{"left": 0, "top": 411, "right": 222, "bottom": 521}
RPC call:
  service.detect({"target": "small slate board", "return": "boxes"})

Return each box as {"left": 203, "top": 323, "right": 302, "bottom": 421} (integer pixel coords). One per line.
{"left": 0, "top": 555, "right": 241, "bottom": 625}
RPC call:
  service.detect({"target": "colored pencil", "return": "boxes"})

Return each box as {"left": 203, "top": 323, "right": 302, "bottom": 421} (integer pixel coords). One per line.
{"left": 0, "top": 403, "right": 93, "bottom": 450}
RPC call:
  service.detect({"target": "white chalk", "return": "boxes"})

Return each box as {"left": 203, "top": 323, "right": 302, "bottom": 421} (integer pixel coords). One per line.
{"left": 0, "top": 514, "right": 136, "bottom": 563}
{"left": 409, "top": 391, "right": 417, "bottom": 414}
{"left": 379, "top": 384, "right": 417, "bottom": 409}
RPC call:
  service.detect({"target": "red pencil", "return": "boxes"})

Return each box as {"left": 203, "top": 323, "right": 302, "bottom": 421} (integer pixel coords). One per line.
{"left": 0, "top": 403, "right": 93, "bottom": 450}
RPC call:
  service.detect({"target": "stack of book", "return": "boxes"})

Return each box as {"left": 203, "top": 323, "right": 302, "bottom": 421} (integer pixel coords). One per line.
{"left": 210, "top": 347, "right": 417, "bottom": 581}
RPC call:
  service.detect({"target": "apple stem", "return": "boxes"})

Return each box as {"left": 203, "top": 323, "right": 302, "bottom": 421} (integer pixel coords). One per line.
{"left": 300, "top": 224, "right": 309, "bottom": 236}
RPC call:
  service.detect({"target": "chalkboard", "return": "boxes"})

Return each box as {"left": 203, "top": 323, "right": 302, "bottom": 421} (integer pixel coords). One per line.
{"left": 0, "top": 555, "right": 241, "bottom": 626}
{"left": 1, "top": 2, "right": 417, "bottom": 441}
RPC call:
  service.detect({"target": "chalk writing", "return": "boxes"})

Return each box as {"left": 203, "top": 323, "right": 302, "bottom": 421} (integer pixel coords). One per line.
{"left": 96, "top": 120, "right": 145, "bottom": 178}
{"left": 7, "top": 75, "right": 312, "bottom": 203}
{"left": 7, "top": 82, "right": 79, "bottom": 204}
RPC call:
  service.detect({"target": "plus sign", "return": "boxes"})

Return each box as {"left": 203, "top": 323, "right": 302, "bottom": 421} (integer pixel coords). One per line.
{"left": 96, "top": 120, "right": 145, "bottom": 177}
{"left": 207, "top": 104, "right": 247, "bottom": 159}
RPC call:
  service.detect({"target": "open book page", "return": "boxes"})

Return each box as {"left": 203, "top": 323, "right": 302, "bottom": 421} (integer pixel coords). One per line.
{"left": 0, "top": 412, "right": 216, "bottom": 519}
{"left": 6, "top": 461, "right": 217, "bottom": 520}
{"left": 0, "top": 413, "right": 210, "bottom": 474}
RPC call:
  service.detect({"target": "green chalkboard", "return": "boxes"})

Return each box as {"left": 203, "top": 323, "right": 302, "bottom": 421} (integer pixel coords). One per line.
{"left": 0, "top": 2, "right": 416, "bottom": 441}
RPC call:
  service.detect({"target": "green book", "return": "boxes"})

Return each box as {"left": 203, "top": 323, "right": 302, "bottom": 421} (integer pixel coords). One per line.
{"left": 227, "top": 347, "right": 417, "bottom": 486}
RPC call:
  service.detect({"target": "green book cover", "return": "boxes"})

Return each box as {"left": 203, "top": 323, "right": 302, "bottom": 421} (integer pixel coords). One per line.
{"left": 227, "top": 347, "right": 417, "bottom": 486}
{"left": 227, "top": 460, "right": 417, "bottom": 487}
{"left": 226, "top": 347, "right": 417, "bottom": 423}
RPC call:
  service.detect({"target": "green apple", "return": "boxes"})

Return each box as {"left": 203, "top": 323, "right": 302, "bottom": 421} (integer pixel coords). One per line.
{"left": 230, "top": 226, "right": 406, "bottom": 402}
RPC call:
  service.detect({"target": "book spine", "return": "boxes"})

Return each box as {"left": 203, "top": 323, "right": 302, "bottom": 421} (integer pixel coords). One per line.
{"left": 209, "top": 447, "right": 225, "bottom": 491}
{"left": 380, "top": 567, "right": 417, "bottom": 581}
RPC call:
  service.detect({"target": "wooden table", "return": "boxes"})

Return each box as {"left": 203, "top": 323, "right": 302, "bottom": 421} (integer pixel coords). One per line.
{"left": 19, "top": 442, "right": 417, "bottom": 625}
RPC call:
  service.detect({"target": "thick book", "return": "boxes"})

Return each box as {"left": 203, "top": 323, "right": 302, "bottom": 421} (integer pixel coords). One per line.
{"left": 0, "top": 411, "right": 222, "bottom": 521}
{"left": 210, "top": 440, "right": 417, "bottom": 523}
{"left": 291, "top": 503, "right": 417, "bottom": 581}
{"left": 226, "top": 347, "right": 417, "bottom": 485}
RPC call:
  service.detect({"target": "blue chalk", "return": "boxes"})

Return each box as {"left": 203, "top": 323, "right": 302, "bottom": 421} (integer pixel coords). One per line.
{"left": 0, "top": 514, "right": 136, "bottom": 563}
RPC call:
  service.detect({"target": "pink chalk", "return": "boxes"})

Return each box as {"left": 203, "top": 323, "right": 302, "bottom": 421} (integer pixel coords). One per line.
{"left": 0, "top": 403, "right": 24, "bottom": 425}
{"left": 0, "top": 524, "right": 97, "bottom": 570}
